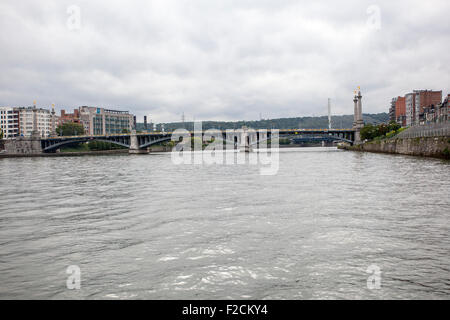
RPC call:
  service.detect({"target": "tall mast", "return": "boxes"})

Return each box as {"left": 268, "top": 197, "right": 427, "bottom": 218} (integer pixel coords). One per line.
{"left": 328, "top": 98, "right": 332, "bottom": 129}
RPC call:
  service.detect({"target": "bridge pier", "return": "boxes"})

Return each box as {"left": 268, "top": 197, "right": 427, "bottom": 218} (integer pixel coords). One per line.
{"left": 239, "top": 126, "right": 252, "bottom": 153}
{"left": 129, "top": 130, "right": 149, "bottom": 154}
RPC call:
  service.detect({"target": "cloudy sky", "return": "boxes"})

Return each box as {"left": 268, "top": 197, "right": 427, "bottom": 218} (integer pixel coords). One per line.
{"left": 0, "top": 0, "right": 448, "bottom": 122}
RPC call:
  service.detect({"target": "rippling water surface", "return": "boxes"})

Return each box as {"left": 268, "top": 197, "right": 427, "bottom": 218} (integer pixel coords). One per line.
{"left": 0, "top": 148, "right": 449, "bottom": 299}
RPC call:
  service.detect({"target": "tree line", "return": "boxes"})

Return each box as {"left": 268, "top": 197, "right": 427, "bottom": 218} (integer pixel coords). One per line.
{"left": 360, "top": 121, "right": 404, "bottom": 141}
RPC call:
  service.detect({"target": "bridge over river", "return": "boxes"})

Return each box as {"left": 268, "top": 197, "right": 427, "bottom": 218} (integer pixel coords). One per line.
{"left": 2, "top": 91, "right": 364, "bottom": 155}
{"left": 37, "top": 128, "right": 355, "bottom": 154}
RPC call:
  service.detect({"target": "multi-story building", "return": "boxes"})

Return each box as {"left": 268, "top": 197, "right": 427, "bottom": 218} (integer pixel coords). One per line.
{"left": 59, "top": 109, "right": 80, "bottom": 126}
{"left": 17, "top": 107, "right": 51, "bottom": 138}
{"left": 412, "top": 93, "right": 449, "bottom": 125}
{"left": 395, "top": 96, "right": 406, "bottom": 127}
{"left": 405, "top": 93, "right": 416, "bottom": 127}
{"left": 397, "top": 90, "right": 442, "bottom": 126}
{"left": 389, "top": 98, "right": 397, "bottom": 123}
{"left": 414, "top": 90, "right": 442, "bottom": 125}
{"left": 422, "top": 105, "right": 437, "bottom": 123}
{"left": 436, "top": 94, "right": 449, "bottom": 123}
{"left": 78, "top": 106, "right": 133, "bottom": 135}
{"left": 0, "top": 107, "right": 20, "bottom": 138}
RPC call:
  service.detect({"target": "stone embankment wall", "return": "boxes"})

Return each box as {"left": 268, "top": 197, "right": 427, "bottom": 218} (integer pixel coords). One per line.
{"left": 3, "top": 137, "right": 42, "bottom": 155}
{"left": 148, "top": 145, "right": 171, "bottom": 152}
{"left": 342, "top": 136, "right": 450, "bottom": 159}
{"left": 0, "top": 149, "right": 129, "bottom": 158}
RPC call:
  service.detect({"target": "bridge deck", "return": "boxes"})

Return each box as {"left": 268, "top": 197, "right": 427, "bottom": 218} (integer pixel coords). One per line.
{"left": 41, "top": 128, "right": 355, "bottom": 140}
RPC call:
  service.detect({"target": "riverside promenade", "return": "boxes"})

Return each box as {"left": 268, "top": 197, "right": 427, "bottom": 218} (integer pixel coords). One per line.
{"left": 340, "top": 122, "right": 450, "bottom": 159}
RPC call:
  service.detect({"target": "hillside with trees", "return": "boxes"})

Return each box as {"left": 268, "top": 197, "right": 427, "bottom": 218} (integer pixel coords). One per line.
{"left": 137, "top": 113, "right": 389, "bottom": 132}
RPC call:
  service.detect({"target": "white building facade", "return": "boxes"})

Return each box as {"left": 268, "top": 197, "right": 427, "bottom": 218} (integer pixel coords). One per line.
{"left": 405, "top": 93, "right": 416, "bottom": 127}
{"left": 17, "top": 107, "right": 52, "bottom": 138}
{"left": 0, "top": 107, "right": 20, "bottom": 138}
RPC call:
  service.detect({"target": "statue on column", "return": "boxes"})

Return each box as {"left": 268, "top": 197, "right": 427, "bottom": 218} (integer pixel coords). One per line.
{"left": 51, "top": 104, "right": 57, "bottom": 137}
{"left": 353, "top": 87, "right": 364, "bottom": 144}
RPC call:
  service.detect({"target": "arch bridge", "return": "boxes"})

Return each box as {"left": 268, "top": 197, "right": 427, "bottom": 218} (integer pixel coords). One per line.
{"left": 39, "top": 128, "right": 355, "bottom": 153}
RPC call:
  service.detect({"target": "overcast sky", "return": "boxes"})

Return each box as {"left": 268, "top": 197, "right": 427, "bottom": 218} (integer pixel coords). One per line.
{"left": 0, "top": 0, "right": 448, "bottom": 122}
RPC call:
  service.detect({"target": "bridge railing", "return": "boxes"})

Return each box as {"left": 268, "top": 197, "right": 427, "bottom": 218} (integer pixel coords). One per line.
{"left": 42, "top": 128, "right": 355, "bottom": 140}
{"left": 43, "top": 132, "right": 172, "bottom": 140}
{"left": 395, "top": 122, "right": 450, "bottom": 139}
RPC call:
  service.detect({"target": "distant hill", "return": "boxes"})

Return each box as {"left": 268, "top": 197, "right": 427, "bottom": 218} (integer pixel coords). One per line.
{"left": 137, "top": 113, "right": 389, "bottom": 131}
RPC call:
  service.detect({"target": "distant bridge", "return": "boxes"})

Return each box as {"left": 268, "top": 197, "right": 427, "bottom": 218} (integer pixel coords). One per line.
{"left": 39, "top": 128, "right": 355, "bottom": 153}
{"left": 3, "top": 89, "right": 366, "bottom": 155}
{"left": 41, "top": 132, "right": 172, "bottom": 153}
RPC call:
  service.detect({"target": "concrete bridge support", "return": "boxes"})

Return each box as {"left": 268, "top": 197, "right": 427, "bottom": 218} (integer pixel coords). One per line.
{"left": 239, "top": 126, "right": 252, "bottom": 153}
{"left": 129, "top": 130, "right": 149, "bottom": 154}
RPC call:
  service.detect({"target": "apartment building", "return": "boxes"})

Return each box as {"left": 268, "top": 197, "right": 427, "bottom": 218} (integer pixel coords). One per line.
{"left": 389, "top": 98, "right": 397, "bottom": 123}
{"left": 17, "top": 107, "right": 51, "bottom": 138}
{"left": 414, "top": 90, "right": 442, "bottom": 124}
{"left": 78, "top": 106, "right": 133, "bottom": 135}
{"left": 395, "top": 96, "right": 406, "bottom": 127}
{"left": 0, "top": 107, "right": 19, "bottom": 138}
{"left": 405, "top": 93, "right": 416, "bottom": 127}
{"left": 59, "top": 109, "right": 80, "bottom": 126}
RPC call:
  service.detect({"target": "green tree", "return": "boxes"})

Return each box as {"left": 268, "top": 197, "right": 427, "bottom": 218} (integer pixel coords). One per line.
{"left": 360, "top": 124, "right": 376, "bottom": 140}
{"left": 377, "top": 123, "right": 389, "bottom": 137}
{"left": 388, "top": 121, "right": 401, "bottom": 132}
{"left": 87, "top": 141, "right": 125, "bottom": 150}
{"left": 56, "top": 122, "right": 85, "bottom": 136}
{"left": 0, "top": 128, "right": 3, "bottom": 139}
{"left": 361, "top": 121, "right": 403, "bottom": 141}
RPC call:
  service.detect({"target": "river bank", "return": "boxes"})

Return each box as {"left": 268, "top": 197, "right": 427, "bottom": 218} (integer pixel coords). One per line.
{"left": 0, "top": 142, "right": 329, "bottom": 158}
{"left": 0, "top": 149, "right": 129, "bottom": 158}
{"left": 0, "top": 144, "right": 175, "bottom": 158}
{"left": 339, "top": 136, "right": 450, "bottom": 159}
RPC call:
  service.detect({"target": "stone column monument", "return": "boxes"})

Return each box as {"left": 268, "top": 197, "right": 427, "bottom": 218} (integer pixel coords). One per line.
{"left": 353, "top": 92, "right": 358, "bottom": 129}
{"left": 353, "top": 88, "right": 364, "bottom": 144}
{"left": 29, "top": 104, "right": 43, "bottom": 153}
{"left": 31, "top": 105, "right": 40, "bottom": 138}
{"left": 50, "top": 104, "right": 57, "bottom": 137}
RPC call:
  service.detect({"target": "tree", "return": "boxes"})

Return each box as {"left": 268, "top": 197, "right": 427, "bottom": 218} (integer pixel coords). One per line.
{"left": 56, "top": 122, "right": 85, "bottom": 136}
{"left": 0, "top": 128, "right": 3, "bottom": 140}
{"left": 88, "top": 141, "right": 124, "bottom": 150}
{"left": 361, "top": 121, "right": 403, "bottom": 141}
{"left": 388, "top": 121, "right": 401, "bottom": 132}
{"left": 360, "top": 124, "right": 376, "bottom": 140}
{"left": 377, "top": 123, "right": 389, "bottom": 137}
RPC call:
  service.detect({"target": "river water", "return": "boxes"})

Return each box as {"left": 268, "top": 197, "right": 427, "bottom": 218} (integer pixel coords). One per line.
{"left": 0, "top": 147, "right": 449, "bottom": 299}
